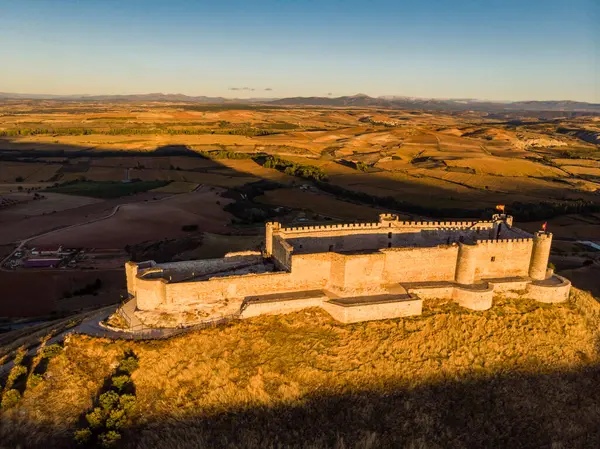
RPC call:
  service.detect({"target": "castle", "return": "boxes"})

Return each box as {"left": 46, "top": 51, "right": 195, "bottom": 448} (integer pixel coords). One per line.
{"left": 125, "top": 214, "right": 571, "bottom": 326}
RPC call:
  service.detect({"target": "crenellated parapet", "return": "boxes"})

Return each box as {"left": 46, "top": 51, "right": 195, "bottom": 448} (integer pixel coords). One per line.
{"left": 277, "top": 217, "right": 500, "bottom": 235}
{"left": 475, "top": 238, "right": 534, "bottom": 245}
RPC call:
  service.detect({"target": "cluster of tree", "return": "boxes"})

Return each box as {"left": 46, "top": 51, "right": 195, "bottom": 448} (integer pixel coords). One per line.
{"left": 0, "top": 127, "right": 95, "bottom": 137}
{"left": 260, "top": 155, "right": 328, "bottom": 181}
{"left": 1, "top": 342, "right": 63, "bottom": 410}
{"left": 0, "top": 126, "right": 279, "bottom": 137}
{"left": 64, "top": 278, "right": 103, "bottom": 298}
{"left": 355, "top": 161, "right": 370, "bottom": 172}
{"left": 74, "top": 352, "right": 139, "bottom": 448}
{"left": 223, "top": 180, "right": 286, "bottom": 224}
{"left": 199, "top": 150, "right": 259, "bottom": 160}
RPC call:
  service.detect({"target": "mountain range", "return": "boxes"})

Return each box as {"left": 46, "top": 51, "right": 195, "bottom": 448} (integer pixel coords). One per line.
{"left": 1, "top": 92, "right": 598, "bottom": 113}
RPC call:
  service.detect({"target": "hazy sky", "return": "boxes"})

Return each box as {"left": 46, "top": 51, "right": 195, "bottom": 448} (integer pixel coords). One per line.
{"left": 1, "top": 0, "right": 598, "bottom": 101}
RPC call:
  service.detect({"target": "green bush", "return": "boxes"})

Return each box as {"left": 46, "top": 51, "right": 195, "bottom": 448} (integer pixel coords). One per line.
{"left": 99, "top": 391, "right": 120, "bottom": 411}
{"left": 119, "top": 356, "right": 139, "bottom": 375}
{"left": 119, "top": 394, "right": 137, "bottom": 413}
{"left": 28, "top": 373, "right": 43, "bottom": 389}
{"left": 12, "top": 347, "right": 27, "bottom": 366}
{"left": 106, "top": 408, "right": 127, "bottom": 430}
{"left": 261, "top": 155, "right": 328, "bottom": 181}
{"left": 6, "top": 364, "right": 27, "bottom": 388}
{"left": 73, "top": 428, "right": 92, "bottom": 446}
{"left": 42, "top": 344, "right": 63, "bottom": 359}
{"left": 111, "top": 375, "right": 131, "bottom": 392}
{"left": 86, "top": 407, "right": 107, "bottom": 429}
{"left": 1, "top": 389, "right": 21, "bottom": 409}
{"left": 98, "top": 430, "right": 121, "bottom": 448}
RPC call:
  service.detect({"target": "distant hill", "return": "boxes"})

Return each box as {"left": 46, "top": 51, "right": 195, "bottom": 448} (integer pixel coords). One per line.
{"left": 270, "top": 95, "right": 600, "bottom": 113}
{"left": 0, "top": 92, "right": 231, "bottom": 103}
{"left": 1, "top": 91, "right": 599, "bottom": 113}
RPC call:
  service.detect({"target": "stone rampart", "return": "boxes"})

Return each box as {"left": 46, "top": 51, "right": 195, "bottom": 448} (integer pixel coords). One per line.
{"left": 241, "top": 292, "right": 327, "bottom": 318}
{"left": 384, "top": 246, "right": 459, "bottom": 283}
{"left": 453, "top": 284, "right": 494, "bottom": 310}
{"left": 473, "top": 238, "right": 534, "bottom": 279}
{"left": 272, "top": 234, "right": 293, "bottom": 270}
{"left": 322, "top": 297, "right": 423, "bottom": 323}
{"left": 527, "top": 275, "right": 571, "bottom": 303}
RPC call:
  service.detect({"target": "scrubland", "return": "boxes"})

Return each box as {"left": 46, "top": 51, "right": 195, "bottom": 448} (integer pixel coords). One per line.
{"left": 2, "top": 289, "right": 600, "bottom": 448}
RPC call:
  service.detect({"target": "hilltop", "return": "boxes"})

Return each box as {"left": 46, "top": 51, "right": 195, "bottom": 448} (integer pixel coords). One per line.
{"left": 1, "top": 289, "right": 600, "bottom": 448}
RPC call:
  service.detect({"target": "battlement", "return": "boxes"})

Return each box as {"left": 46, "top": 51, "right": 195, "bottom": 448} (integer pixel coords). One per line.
{"left": 475, "top": 238, "right": 534, "bottom": 245}
{"left": 278, "top": 219, "right": 496, "bottom": 235}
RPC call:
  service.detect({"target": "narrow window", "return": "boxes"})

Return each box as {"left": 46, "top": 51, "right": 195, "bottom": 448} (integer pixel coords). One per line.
{"left": 389, "top": 223, "right": 392, "bottom": 227}
{"left": 491, "top": 256, "right": 496, "bottom": 262}
{"left": 299, "top": 244, "right": 303, "bottom": 249}
{"left": 388, "top": 232, "right": 392, "bottom": 239}
{"left": 329, "top": 245, "right": 334, "bottom": 252}
{"left": 388, "top": 242, "right": 392, "bottom": 248}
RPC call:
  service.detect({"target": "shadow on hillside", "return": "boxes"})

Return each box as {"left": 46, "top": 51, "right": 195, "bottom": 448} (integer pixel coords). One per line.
{"left": 2, "top": 138, "right": 599, "bottom": 223}
{"left": 2, "top": 363, "right": 600, "bottom": 448}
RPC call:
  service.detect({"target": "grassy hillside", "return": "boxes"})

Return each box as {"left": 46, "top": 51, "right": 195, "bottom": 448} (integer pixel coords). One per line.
{"left": 1, "top": 290, "right": 600, "bottom": 448}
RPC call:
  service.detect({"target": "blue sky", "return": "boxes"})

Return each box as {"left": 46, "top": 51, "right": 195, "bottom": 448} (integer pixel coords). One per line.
{"left": 0, "top": 0, "right": 598, "bottom": 101}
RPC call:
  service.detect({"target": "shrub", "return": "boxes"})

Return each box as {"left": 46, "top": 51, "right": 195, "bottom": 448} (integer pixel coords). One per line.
{"left": 28, "top": 373, "right": 43, "bottom": 389}
{"left": 86, "top": 407, "right": 107, "bottom": 429}
{"left": 73, "top": 428, "right": 92, "bottom": 446}
{"left": 6, "top": 364, "right": 27, "bottom": 388}
{"left": 42, "top": 344, "right": 63, "bottom": 359}
{"left": 356, "top": 161, "right": 370, "bottom": 172}
{"left": 12, "top": 346, "right": 27, "bottom": 366}
{"left": 1, "top": 389, "right": 21, "bottom": 409}
{"left": 106, "top": 408, "right": 127, "bottom": 430}
{"left": 119, "top": 394, "right": 137, "bottom": 413}
{"left": 98, "top": 431, "right": 121, "bottom": 448}
{"left": 111, "top": 375, "right": 131, "bottom": 391}
{"left": 99, "top": 391, "right": 120, "bottom": 411}
{"left": 548, "top": 262, "right": 556, "bottom": 270}
{"left": 119, "top": 356, "right": 139, "bottom": 375}
{"left": 181, "top": 224, "right": 198, "bottom": 232}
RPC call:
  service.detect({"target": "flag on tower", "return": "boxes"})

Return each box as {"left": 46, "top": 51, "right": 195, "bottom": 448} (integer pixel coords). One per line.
{"left": 542, "top": 222, "right": 547, "bottom": 232}
{"left": 496, "top": 204, "right": 505, "bottom": 213}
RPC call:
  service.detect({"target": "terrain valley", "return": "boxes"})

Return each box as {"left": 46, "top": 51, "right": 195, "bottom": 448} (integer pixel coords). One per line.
{"left": 1, "top": 97, "right": 600, "bottom": 448}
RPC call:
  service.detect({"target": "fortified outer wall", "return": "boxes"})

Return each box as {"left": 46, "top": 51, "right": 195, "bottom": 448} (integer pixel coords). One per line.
{"left": 127, "top": 215, "right": 567, "bottom": 324}
{"left": 271, "top": 234, "right": 293, "bottom": 271}
{"left": 474, "top": 238, "right": 534, "bottom": 279}
{"left": 279, "top": 220, "right": 497, "bottom": 254}
{"left": 384, "top": 245, "right": 459, "bottom": 283}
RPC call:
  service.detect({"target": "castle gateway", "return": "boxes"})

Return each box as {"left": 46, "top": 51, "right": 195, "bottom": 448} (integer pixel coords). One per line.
{"left": 125, "top": 214, "right": 570, "bottom": 326}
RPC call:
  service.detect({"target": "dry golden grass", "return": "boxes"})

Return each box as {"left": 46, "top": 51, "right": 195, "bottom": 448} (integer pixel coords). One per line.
{"left": 561, "top": 165, "right": 600, "bottom": 177}
{"left": 2, "top": 290, "right": 600, "bottom": 448}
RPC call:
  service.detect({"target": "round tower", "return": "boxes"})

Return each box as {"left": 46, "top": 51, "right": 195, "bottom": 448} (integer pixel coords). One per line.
{"left": 455, "top": 242, "right": 477, "bottom": 285}
{"left": 529, "top": 231, "right": 552, "bottom": 280}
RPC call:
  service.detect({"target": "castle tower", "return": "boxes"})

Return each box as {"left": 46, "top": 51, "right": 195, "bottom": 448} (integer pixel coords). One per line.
{"left": 455, "top": 242, "right": 477, "bottom": 285}
{"left": 264, "top": 222, "right": 280, "bottom": 257}
{"left": 529, "top": 231, "right": 552, "bottom": 280}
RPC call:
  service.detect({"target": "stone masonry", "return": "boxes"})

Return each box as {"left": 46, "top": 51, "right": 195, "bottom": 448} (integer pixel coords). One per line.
{"left": 125, "top": 214, "right": 571, "bottom": 326}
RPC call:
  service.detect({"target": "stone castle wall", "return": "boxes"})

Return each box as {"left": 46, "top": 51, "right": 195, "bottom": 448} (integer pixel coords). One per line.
{"left": 127, "top": 215, "right": 570, "bottom": 324}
